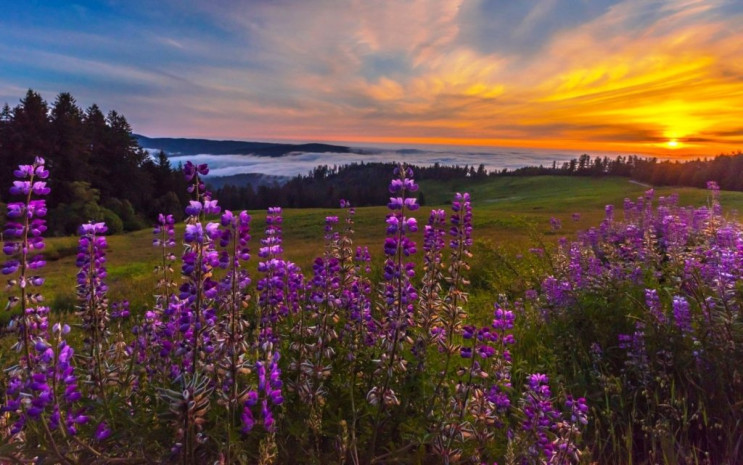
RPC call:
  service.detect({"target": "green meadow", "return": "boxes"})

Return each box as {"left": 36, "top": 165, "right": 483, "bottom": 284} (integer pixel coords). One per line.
{"left": 4, "top": 174, "right": 743, "bottom": 463}
{"left": 23, "top": 175, "right": 743, "bottom": 324}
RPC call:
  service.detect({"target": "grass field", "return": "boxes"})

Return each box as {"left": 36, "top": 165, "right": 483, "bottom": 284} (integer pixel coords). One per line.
{"left": 15, "top": 175, "right": 743, "bottom": 325}
{"left": 4, "top": 174, "right": 743, "bottom": 463}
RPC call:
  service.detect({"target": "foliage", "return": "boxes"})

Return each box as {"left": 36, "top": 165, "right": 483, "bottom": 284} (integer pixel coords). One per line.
{"left": 527, "top": 184, "right": 743, "bottom": 463}
{"left": 0, "top": 90, "right": 187, "bottom": 234}
{"left": 502, "top": 151, "right": 743, "bottom": 195}
{"left": 3, "top": 158, "right": 743, "bottom": 464}
{"left": 1, "top": 159, "right": 588, "bottom": 464}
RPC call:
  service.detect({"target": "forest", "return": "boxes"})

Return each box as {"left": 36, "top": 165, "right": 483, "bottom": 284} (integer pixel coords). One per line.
{"left": 506, "top": 151, "right": 743, "bottom": 189}
{"left": 212, "top": 152, "right": 743, "bottom": 211}
{"left": 0, "top": 90, "right": 187, "bottom": 235}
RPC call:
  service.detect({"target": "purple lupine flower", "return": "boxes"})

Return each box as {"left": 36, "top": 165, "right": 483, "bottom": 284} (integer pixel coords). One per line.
{"left": 13, "top": 164, "right": 35, "bottom": 179}
{"left": 185, "top": 200, "right": 202, "bottom": 216}
{"left": 184, "top": 223, "right": 204, "bottom": 244}
{"left": 370, "top": 164, "right": 419, "bottom": 409}
{"left": 183, "top": 161, "right": 209, "bottom": 181}
{"left": 492, "top": 306, "right": 515, "bottom": 332}
{"left": 565, "top": 395, "right": 588, "bottom": 426}
{"left": 249, "top": 352, "right": 283, "bottom": 432}
{"left": 111, "top": 300, "right": 131, "bottom": 320}
{"left": 1, "top": 158, "right": 56, "bottom": 423}
{"left": 417, "top": 207, "right": 448, "bottom": 360}
{"left": 2, "top": 260, "right": 20, "bottom": 275}
{"left": 605, "top": 204, "right": 614, "bottom": 221}
{"left": 552, "top": 395, "right": 589, "bottom": 463}
{"left": 387, "top": 197, "right": 404, "bottom": 210}
{"left": 477, "top": 345, "right": 496, "bottom": 358}
{"left": 179, "top": 162, "right": 224, "bottom": 376}
{"left": 240, "top": 404, "right": 255, "bottom": 433}
{"left": 645, "top": 288, "right": 666, "bottom": 325}
{"left": 568, "top": 243, "right": 584, "bottom": 288}
{"left": 672, "top": 295, "right": 692, "bottom": 334}
{"left": 76, "top": 221, "right": 112, "bottom": 398}
{"left": 619, "top": 322, "right": 650, "bottom": 386}
{"left": 203, "top": 198, "right": 220, "bottom": 215}
{"left": 9, "top": 180, "right": 31, "bottom": 195}
{"left": 95, "top": 422, "right": 112, "bottom": 441}
{"left": 449, "top": 192, "right": 473, "bottom": 249}
{"left": 520, "top": 373, "right": 559, "bottom": 460}
{"left": 257, "top": 206, "right": 303, "bottom": 342}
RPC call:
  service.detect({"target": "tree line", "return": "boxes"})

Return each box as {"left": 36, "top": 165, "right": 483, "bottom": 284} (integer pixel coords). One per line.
{"left": 505, "top": 152, "right": 743, "bottom": 190}
{"left": 3, "top": 88, "right": 741, "bottom": 231}
{"left": 212, "top": 162, "right": 490, "bottom": 210}
{"left": 0, "top": 90, "right": 187, "bottom": 234}
{"left": 213, "top": 151, "right": 743, "bottom": 211}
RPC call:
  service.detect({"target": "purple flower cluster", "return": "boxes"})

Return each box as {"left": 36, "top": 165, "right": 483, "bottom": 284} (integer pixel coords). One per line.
{"left": 153, "top": 213, "right": 176, "bottom": 248}
{"left": 521, "top": 373, "right": 560, "bottom": 459}
{"left": 1, "top": 159, "right": 86, "bottom": 445}
{"left": 520, "top": 374, "right": 589, "bottom": 463}
{"left": 131, "top": 214, "right": 183, "bottom": 380}
{"left": 256, "top": 207, "right": 303, "bottom": 343}
{"left": 3, "top": 157, "right": 49, "bottom": 281}
{"left": 416, "top": 209, "right": 447, "bottom": 361}
{"left": 217, "top": 209, "right": 252, "bottom": 292}
{"left": 1, "top": 159, "right": 596, "bottom": 463}
{"left": 179, "top": 162, "right": 223, "bottom": 374}
{"left": 371, "top": 166, "right": 420, "bottom": 408}
{"left": 241, "top": 352, "right": 283, "bottom": 434}
{"left": 672, "top": 295, "right": 692, "bottom": 335}
{"left": 2, "top": 322, "right": 86, "bottom": 437}
{"left": 76, "top": 222, "right": 110, "bottom": 341}
{"left": 449, "top": 192, "right": 472, "bottom": 250}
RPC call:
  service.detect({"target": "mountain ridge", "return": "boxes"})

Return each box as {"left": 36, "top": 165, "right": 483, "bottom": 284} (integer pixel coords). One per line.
{"left": 135, "top": 135, "right": 352, "bottom": 157}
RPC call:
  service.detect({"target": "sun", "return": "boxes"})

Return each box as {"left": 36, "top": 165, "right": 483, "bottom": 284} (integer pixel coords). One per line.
{"left": 666, "top": 139, "right": 680, "bottom": 149}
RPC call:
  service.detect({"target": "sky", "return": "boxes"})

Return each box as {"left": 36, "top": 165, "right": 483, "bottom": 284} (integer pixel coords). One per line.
{"left": 1, "top": 0, "right": 742, "bottom": 157}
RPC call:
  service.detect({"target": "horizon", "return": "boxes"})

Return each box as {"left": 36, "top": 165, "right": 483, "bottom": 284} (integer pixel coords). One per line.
{"left": 140, "top": 134, "right": 722, "bottom": 180}
{"left": 2, "top": 1, "right": 742, "bottom": 157}
{"left": 139, "top": 133, "right": 728, "bottom": 161}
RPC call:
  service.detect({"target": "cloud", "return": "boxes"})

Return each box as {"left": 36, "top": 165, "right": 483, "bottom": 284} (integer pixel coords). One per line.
{"left": 164, "top": 145, "right": 623, "bottom": 179}
{"left": 1, "top": 0, "right": 742, "bottom": 155}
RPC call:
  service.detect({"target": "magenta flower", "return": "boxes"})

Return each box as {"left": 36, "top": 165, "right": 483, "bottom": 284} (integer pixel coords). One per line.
{"left": 95, "top": 422, "right": 112, "bottom": 441}
{"left": 185, "top": 200, "right": 202, "bottom": 216}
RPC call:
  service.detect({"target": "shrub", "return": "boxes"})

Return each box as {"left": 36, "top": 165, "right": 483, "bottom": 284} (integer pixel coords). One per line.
{"left": 531, "top": 187, "right": 743, "bottom": 463}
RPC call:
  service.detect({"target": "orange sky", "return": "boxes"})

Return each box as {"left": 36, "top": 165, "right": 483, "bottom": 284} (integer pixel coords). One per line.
{"left": 2, "top": 0, "right": 742, "bottom": 156}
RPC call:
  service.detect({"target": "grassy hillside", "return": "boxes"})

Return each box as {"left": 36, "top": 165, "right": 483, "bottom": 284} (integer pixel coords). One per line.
{"left": 4, "top": 173, "right": 743, "bottom": 464}
{"left": 18, "top": 175, "right": 743, "bottom": 326}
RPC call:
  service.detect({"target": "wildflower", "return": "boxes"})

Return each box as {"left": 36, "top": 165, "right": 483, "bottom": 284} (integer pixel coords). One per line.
{"left": 95, "top": 422, "right": 112, "bottom": 441}
{"left": 672, "top": 295, "right": 692, "bottom": 334}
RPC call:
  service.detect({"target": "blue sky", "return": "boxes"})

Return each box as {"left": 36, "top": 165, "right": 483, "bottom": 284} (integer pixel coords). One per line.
{"left": 2, "top": 0, "right": 742, "bottom": 155}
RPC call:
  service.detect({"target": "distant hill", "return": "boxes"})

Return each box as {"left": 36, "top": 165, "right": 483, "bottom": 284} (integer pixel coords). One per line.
{"left": 135, "top": 135, "right": 351, "bottom": 157}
